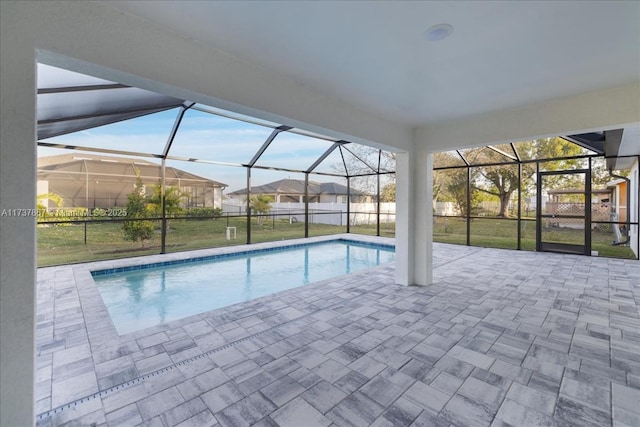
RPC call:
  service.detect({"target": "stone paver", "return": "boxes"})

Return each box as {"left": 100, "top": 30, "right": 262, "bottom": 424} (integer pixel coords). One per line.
{"left": 34, "top": 236, "right": 640, "bottom": 426}
{"left": 270, "top": 397, "right": 331, "bottom": 427}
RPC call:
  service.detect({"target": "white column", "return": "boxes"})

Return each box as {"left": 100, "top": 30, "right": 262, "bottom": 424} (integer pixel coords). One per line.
{"left": 395, "top": 147, "right": 433, "bottom": 286}
{"left": 0, "top": 19, "right": 36, "bottom": 426}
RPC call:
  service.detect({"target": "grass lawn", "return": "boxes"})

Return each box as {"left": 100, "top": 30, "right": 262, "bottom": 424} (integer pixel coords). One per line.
{"left": 37, "top": 216, "right": 635, "bottom": 266}
{"left": 433, "top": 217, "right": 636, "bottom": 259}
{"left": 37, "top": 218, "right": 349, "bottom": 267}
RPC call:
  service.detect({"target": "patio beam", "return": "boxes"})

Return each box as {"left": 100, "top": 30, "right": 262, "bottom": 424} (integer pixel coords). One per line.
{"left": 38, "top": 83, "right": 130, "bottom": 94}
{"left": 341, "top": 145, "right": 378, "bottom": 173}
{"left": 37, "top": 104, "right": 181, "bottom": 125}
{"left": 306, "top": 140, "right": 347, "bottom": 173}
{"left": 456, "top": 150, "right": 470, "bottom": 166}
{"left": 487, "top": 145, "right": 518, "bottom": 161}
{"left": 162, "top": 102, "right": 195, "bottom": 158}
{"left": 248, "top": 125, "right": 292, "bottom": 167}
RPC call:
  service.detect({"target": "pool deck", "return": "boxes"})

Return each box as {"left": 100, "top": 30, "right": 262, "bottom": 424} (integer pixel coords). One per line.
{"left": 35, "top": 235, "right": 640, "bottom": 426}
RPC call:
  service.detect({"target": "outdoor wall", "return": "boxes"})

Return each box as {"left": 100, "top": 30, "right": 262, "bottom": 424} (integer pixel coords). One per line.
{"left": 617, "top": 181, "right": 628, "bottom": 230}
{"left": 0, "top": 7, "right": 38, "bottom": 426}
{"left": 319, "top": 195, "right": 338, "bottom": 203}
{"left": 416, "top": 83, "right": 640, "bottom": 152}
{"left": 631, "top": 159, "right": 640, "bottom": 257}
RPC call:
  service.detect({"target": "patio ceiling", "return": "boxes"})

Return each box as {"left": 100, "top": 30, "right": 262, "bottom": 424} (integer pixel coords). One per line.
{"left": 105, "top": 1, "right": 640, "bottom": 126}
{"left": 37, "top": 63, "right": 634, "bottom": 178}
{"left": 34, "top": 1, "right": 638, "bottom": 182}
{"left": 38, "top": 2, "right": 639, "bottom": 165}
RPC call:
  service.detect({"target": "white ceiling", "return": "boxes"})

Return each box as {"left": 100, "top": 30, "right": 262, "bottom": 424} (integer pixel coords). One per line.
{"left": 106, "top": 1, "right": 639, "bottom": 127}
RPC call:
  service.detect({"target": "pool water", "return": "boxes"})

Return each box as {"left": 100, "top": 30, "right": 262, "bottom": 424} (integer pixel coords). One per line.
{"left": 93, "top": 240, "right": 395, "bottom": 334}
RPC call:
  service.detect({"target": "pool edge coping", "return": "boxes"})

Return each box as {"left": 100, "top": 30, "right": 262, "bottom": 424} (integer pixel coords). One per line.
{"left": 90, "top": 235, "right": 395, "bottom": 276}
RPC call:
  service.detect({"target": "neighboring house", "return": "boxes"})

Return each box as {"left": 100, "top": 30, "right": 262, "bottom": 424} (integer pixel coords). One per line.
{"left": 227, "top": 178, "right": 368, "bottom": 203}
{"left": 606, "top": 135, "right": 640, "bottom": 258}
{"left": 546, "top": 188, "right": 613, "bottom": 225}
{"left": 545, "top": 177, "right": 637, "bottom": 253}
{"left": 545, "top": 181, "right": 633, "bottom": 225}
{"left": 630, "top": 158, "right": 640, "bottom": 258}
{"left": 606, "top": 178, "right": 628, "bottom": 227}
{"left": 37, "top": 154, "right": 227, "bottom": 209}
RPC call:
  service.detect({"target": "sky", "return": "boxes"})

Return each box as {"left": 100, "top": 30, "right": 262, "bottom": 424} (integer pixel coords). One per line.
{"left": 38, "top": 107, "right": 371, "bottom": 192}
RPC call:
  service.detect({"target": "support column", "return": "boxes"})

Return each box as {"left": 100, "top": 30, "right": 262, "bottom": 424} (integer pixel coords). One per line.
{"left": 0, "top": 42, "right": 36, "bottom": 426}
{"left": 517, "top": 163, "right": 522, "bottom": 250}
{"left": 376, "top": 173, "right": 381, "bottom": 236}
{"left": 161, "top": 158, "right": 166, "bottom": 254}
{"left": 346, "top": 178, "right": 351, "bottom": 233}
{"left": 246, "top": 168, "right": 251, "bottom": 244}
{"left": 395, "top": 147, "right": 433, "bottom": 286}
{"left": 304, "top": 173, "right": 309, "bottom": 238}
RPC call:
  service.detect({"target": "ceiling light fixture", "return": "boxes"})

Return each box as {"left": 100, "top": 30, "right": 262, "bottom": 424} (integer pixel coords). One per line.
{"left": 423, "top": 23, "right": 453, "bottom": 42}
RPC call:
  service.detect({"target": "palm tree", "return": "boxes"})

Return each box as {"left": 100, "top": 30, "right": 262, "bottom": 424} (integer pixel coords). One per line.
{"left": 147, "top": 184, "right": 186, "bottom": 230}
{"left": 250, "top": 194, "right": 272, "bottom": 225}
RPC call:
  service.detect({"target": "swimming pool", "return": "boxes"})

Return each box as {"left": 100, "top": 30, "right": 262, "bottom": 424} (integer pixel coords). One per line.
{"left": 92, "top": 240, "right": 395, "bottom": 334}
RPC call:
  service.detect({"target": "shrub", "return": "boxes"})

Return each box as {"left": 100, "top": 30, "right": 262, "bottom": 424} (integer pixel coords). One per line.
{"left": 185, "top": 207, "right": 224, "bottom": 219}
{"left": 123, "top": 175, "right": 154, "bottom": 247}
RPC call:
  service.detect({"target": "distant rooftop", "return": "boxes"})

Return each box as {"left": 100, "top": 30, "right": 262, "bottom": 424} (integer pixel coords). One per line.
{"left": 228, "top": 178, "right": 364, "bottom": 196}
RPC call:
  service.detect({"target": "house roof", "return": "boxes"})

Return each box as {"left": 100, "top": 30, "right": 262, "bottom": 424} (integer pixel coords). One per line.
{"left": 38, "top": 154, "right": 227, "bottom": 188}
{"left": 605, "top": 178, "right": 628, "bottom": 189}
{"left": 228, "top": 178, "right": 363, "bottom": 196}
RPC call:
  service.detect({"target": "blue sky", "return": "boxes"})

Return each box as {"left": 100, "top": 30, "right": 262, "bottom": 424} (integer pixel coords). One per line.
{"left": 39, "top": 108, "right": 351, "bottom": 191}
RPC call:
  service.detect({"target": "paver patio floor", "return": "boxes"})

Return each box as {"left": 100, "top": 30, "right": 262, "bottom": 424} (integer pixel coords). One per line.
{"left": 35, "top": 237, "right": 640, "bottom": 426}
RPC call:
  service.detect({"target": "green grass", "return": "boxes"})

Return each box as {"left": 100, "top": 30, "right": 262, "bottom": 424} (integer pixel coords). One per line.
{"left": 348, "top": 222, "right": 396, "bottom": 238}
{"left": 37, "top": 218, "right": 349, "bottom": 267}
{"left": 433, "top": 217, "right": 636, "bottom": 259}
{"left": 37, "top": 215, "right": 635, "bottom": 267}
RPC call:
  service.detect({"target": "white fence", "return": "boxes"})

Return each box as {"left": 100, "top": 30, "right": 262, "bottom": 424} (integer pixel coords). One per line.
{"left": 222, "top": 201, "right": 396, "bottom": 226}
{"left": 433, "top": 201, "right": 525, "bottom": 216}
{"left": 223, "top": 200, "right": 539, "bottom": 224}
{"left": 434, "top": 202, "right": 458, "bottom": 216}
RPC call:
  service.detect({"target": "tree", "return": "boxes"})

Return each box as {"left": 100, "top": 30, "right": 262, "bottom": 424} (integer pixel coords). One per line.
{"left": 464, "top": 138, "right": 585, "bottom": 217}
{"left": 443, "top": 168, "right": 481, "bottom": 215}
{"left": 331, "top": 144, "right": 395, "bottom": 196}
{"left": 250, "top": 194, "right": 272, "bottom": 225}
{"left": 123, "top": 174, "right": 154, "bottom": 247}
{"left": 433, "top": 151, "right": 466, "bottom": 209}
{"left": 146, "top": 184, "right": 186, "bottom": 231}
{"left": 147, "top": 184, "right": 186, "bottom": 218}
{"left": 37, "top": 192, "right": 63, "bottom": 210}
{"left": 471, "top": 158, "right": 519, "bottom": 217}
{"left": 36, "top": 192, "right": 64, "bottom": 223}
{"left": 590, "top": 156, "right": 630, "bottom": 188}
{"left": 380, "top": 183, "right": 395, "bottom": 202}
